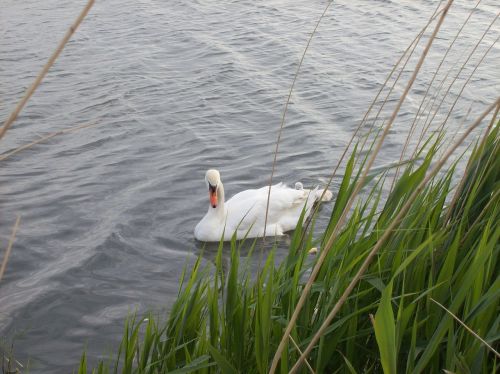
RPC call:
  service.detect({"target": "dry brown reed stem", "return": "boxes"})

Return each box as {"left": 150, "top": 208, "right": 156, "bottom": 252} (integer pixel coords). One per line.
{"left": 2, "top": 356, "right": 24, "bottom": 371}
{"left": 437, "top": 35, "right": 500, "bottom": 158}
{"left": 430, "top": 298, "right": 500, "bottom": 358}
{"left": 444, "top": 102, "right": 499, "bottom": 224}
{"left": 357, "top": 6, "right": 441, "bottom": 155}
{"left": 356, "top": 1, "right": 445, "bottom": 157}
{"left": 461, "top": 187, "right": 500, "bottom": 244}
{"left": 410, "top": 31, "right": 497, "bottom": 180}
{"left": 269, "top": 2, "right": 454, "bottom": 372}
{"left": 453, "top": 136, "right": 500, "bottom": 238}
{"left": 296, "top": 2, "right": 444, "bottom": 249}
{"left": 436, "top": 102, "right": 472, "bottom": 160}
{"left": 263, "top": 0, "right": 334, "bottom": 237}
{"left": 289, "top": 336, "right": 315, "bottom": 374}
{"left": 289, "top": 97, "right": 499, "bottom": 374}
{"left": 0, "top": 121, "right": 99, "bottom": 162}
{"left": 0, "top": 216, "right": 21, "bottom": 282}
{"left": 435, "top": 34, "right": 499, "bottom": 134}
{"left": 397, "top": 31, "right": 497, "bottom": 200}
{"left": 407, "top": 0, "right": 480, "bottom": 136}
{"left": 412, "top": 11, "right": 499, "bottom": 157}
{"left": 444, "top": 103, "right": 472, "bottom": 153}
{"left": 412, "top": 65, "right": 454, "bottom": 148}
{"left": 390, "top": 0, "right": 482, "bottom": 191}
{"left": 0, "top": 0, "right": 95, "bottom": 142}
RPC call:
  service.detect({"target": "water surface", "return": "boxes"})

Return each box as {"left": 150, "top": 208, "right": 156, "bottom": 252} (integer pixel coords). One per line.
{"left": 0, "top": 0, "right": 498, "bottom": 371}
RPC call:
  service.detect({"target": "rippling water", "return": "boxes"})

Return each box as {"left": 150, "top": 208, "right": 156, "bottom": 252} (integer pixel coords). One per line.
{"left": 0, "top": 0, "right": 498, "bottom": 371}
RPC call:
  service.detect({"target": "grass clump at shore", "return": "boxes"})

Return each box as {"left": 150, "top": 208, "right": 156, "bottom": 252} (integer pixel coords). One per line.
{"left": 78, "top": 117, "right": 500, "bottom": 373}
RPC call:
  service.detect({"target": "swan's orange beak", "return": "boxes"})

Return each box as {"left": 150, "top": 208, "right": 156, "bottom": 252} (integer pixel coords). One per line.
{"left": 209, "top": 185, "right": 218, "bottom": 208}
{"left": 209, "top": 191, "right": 217, "bottom": 208}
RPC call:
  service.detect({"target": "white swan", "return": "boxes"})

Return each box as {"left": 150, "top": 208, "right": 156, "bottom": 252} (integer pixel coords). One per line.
{"left": 194, "top": 169, "right": 333, "bottom": 242}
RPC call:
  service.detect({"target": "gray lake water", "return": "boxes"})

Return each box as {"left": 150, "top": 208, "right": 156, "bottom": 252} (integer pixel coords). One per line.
{"left": 0, "top": 0, "right": 498, "bottom": 372}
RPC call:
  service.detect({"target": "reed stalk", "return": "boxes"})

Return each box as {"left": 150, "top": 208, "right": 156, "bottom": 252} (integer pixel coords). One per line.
{"left": 444, "top": 102, "right": 500, "bottom": 223}
{"left": 412, "top": 11, "right": 499, "bottom": 157}
{"left": 430, "top": 298, "right": 500, "bottom": 358}
{"left": 264, "top": 1, "right": 335, "bottom": 237}
{"left": 270, "top": 2, "right": 454, "bottom": 371}
{"left": 391, "top": 0, "right": 482, "bottom": 191}
{"left": 0, "top": 121, "right": 99, "bottom": 162}
{"left": 0, "top": 216, "right": 21, "bottom": 282}
{"left": 0, "top": 0, "right": 95, "bottom": 142}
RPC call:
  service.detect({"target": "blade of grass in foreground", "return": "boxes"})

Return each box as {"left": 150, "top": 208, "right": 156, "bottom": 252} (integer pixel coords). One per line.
{"left": 372, "top": 281, "right": 397, "bottom": 374}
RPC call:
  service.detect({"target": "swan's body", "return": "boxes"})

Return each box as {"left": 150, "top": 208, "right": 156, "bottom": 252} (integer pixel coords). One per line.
{"left": 194, "top": 169, "right": 333, "bottom": 242}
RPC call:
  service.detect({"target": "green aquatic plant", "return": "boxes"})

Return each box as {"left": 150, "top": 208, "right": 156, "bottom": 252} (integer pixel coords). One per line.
{"left": 76, "top": 0, "right": 500, "bottom": 371}
{"left": 79, "top": 113, "right": 500, "bottom": 372}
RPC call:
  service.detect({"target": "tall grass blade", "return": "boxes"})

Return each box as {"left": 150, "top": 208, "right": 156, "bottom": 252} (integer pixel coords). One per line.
{"left": 372, "top": 282, "right": 397, "bottom": 374}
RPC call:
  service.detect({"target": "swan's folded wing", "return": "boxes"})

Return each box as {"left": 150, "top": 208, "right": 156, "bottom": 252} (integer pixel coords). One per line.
{"left": 227, "top": 188, "right": 259, "bottom": 203}
{"left": 252, "top": 185, "right": 311, "bottom": 221}
{"left": 266, "top": 185, "right": 315, "bottom": 218}
{"left": 226, "top": 183, "right": 287, "bottom": 208}
{"left": 266, "top": 186, "right": 319, "bottom": 232}
{"left": 225, "top": 184, "right": 313, "bottom": 234}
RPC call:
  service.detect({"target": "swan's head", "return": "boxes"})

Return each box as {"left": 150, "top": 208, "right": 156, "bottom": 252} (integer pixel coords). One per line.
{"left": 205, "top": 169, "right": 221, "bottom": 208}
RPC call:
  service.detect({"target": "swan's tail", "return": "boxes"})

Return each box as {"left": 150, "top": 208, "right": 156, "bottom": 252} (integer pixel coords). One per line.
{"left": 315, "top": 187, "right": 333, "bottom": 202}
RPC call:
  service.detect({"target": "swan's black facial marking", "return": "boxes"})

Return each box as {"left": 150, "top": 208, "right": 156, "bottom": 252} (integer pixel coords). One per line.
{"left": 208, "top": 183, "right": 217, "bottom": 193}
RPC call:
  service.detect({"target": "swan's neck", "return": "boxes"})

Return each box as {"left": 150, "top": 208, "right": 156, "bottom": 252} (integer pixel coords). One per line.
{"left": 208, "top": 182, "right": 225, "bottom": 218}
